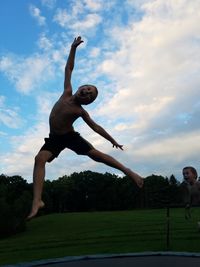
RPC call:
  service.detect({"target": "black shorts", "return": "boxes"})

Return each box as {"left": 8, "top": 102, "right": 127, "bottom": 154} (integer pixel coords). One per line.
{"left": 40, "top": 132, "right": 94, "bottom": 162}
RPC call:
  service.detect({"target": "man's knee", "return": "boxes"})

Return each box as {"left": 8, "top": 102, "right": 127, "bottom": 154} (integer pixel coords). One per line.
{"left": 34, "top": 151, "right": 52, "bottom": 165}
{"left": 34, "top": 153, "right": 45, "bottom": 166}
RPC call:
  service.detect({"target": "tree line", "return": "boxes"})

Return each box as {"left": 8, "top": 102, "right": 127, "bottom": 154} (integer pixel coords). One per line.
{"left": 0, "top": 171, "right": 185, "bottom": 238}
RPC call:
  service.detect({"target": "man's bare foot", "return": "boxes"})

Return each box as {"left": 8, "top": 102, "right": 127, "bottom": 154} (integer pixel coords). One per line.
{"left": 126, "top": 168, "right": 144, "bottom": 188}
{"left": 27, "top": 200, "right": 45, "bottom": 220}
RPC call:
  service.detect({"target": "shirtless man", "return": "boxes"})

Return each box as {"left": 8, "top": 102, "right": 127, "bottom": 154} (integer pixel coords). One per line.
{"left": 27, "top": 36, "right": 143, "bottom": 220}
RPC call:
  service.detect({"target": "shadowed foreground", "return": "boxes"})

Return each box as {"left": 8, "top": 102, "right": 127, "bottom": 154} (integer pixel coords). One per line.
{"left": 4, "top": 252, "right": 200, "bottom": 267}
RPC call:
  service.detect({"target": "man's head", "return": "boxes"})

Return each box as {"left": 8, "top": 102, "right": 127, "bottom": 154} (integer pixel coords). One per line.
{"left": 75, "top": 84, "right": 98, "bottom": 105}
{"left": 182, "top": 166, "right": 198, "bottom": 184}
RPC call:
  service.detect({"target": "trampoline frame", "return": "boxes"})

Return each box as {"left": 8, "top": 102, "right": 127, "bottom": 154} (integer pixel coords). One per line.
{"left": 3, "top": 251, "right": 200, "bottom": 267}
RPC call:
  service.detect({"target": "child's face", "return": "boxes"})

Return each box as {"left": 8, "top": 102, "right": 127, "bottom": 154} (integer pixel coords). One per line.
{"left": 183, "top": 168, "right": 196, "bottom": 184}
{"left": 75, "top": 85, "right": 97, "bottom": 105}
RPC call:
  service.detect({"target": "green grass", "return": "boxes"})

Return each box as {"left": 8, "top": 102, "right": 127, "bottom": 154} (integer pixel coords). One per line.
{"left": 0, "top": 208, "right": 200, "bottom": 265}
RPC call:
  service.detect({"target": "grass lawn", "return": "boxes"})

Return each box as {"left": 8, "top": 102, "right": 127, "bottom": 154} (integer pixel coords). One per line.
{"left": 0, "top": 208, "right": 200, "bottom": 265}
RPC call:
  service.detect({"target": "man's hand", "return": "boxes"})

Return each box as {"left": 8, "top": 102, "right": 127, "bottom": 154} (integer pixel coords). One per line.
{"left": 112, "top": 141, "right": 123, "bottom": 150}
{"left": 72, "top": 36, "right": 84, "bottom": 48}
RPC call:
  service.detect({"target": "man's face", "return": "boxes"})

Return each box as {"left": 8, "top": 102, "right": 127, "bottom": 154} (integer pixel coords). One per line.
{"left": 76, "top": 85, "right": 97, "bottom": 105}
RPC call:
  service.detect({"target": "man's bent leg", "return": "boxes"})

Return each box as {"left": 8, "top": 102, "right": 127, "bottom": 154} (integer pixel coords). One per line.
{"left": 87, "top": 149, "right": 143, "bottom": 188}
{"left": 27, "top": 150, "right": 53, "bottom": 220}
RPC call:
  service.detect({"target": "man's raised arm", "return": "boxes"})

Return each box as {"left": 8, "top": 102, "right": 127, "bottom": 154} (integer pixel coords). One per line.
{"left": 63, "top": 36, "right": 84, "bottom": 96}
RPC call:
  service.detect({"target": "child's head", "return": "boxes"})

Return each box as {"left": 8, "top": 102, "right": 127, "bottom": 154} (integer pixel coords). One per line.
{"left": 75, "top": 84, "right": 98, "bottom": 105}
{"left": 182, "top": 166, "right": 198, "bottom": 184}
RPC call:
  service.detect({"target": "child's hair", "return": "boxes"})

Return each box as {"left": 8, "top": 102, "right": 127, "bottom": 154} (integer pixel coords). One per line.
{"left": 183, "top": 166, "right": 198, "bottom": 179}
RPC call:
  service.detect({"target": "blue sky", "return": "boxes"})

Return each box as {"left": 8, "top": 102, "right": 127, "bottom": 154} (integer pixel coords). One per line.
{"left": 0, "top": 0, "right": 200, "bottom": 183}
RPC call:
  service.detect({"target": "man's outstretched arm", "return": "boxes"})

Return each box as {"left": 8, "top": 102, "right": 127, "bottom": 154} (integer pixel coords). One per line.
{"left": 63, "top": 36, "right": 84, "bottom": 97}
{"left": 82, "top": 110, "right": 123, "bottom": 150}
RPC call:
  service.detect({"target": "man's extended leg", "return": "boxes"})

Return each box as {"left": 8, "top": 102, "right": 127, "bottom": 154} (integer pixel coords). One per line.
{"left": 87, "top": 148, "right": 143, "bottom": 188}
{"left": 27, "top": 150, "right": 53, "bottom": 220}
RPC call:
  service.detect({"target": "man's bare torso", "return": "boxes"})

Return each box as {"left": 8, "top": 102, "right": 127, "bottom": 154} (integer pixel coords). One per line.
{"left": 49, "top": 96, "right": 82, "bottom": 135}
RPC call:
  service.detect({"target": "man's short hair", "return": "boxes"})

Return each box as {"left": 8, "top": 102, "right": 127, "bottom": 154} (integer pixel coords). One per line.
{"left": 79, "top": 84, "right": 98, "bottom": 95}
{"left": 79, "top": 84, "right": 98, "bottom": 102}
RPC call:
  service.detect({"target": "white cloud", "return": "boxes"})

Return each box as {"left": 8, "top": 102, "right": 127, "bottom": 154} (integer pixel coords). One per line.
{"left": 53, "top": 6, "right": 102, "bottom": 34}
{"left": 0, "top": 96, "right": 23, "bottom": 128}
{"left": 135, "top": 130, "right": 200, "bottom": 165}
{"left": 89, "top": 47, "right": 100, "bottom": 58}
{"left": 53, "top": 8, "right": 71, "bottom": 27}
{"left": 38, "top": 34, "right": 53, "bottom": 51}
{"left": 0, "top": 121, "right": 47, "bottom": 179}
{"left": 71, "top": 13, "right": 102, "bottom": 31}
{"left": 0, "top": 53, "right": 54, "bottom": 94}
{"left": 0, "top": 96, "right": 5, "bottom": 106}
{"left": 41, "top": 0, "right": 56, "bottom": 9}
{"left": 29, "top": 4, "right": 46, "bottom": 26}
{"left": 36, "top": 91, "right": 59, "bottom": 118}
{"left": 0, "top": 56, "right": 13, "bottom": 70}
{"left": 0, "top": 131, "right": 7, "bottom": 136}
{"left": 84, "top": 0, "right": 103, "bottom": 11}
{"left": 71, "top": 1, "right": 85, "bottom": 16}
{"left": 96, "top": 0, "right": 200, "bottom": 128}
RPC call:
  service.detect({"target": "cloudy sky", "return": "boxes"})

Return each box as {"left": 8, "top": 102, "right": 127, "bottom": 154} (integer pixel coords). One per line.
{"left": 0, "top": 0, "right": 200, "bottom": 183}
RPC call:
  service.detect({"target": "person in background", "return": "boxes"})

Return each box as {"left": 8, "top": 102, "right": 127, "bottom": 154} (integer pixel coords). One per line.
{"left": 181, "top": 166, "right": 200, "bottom": 222}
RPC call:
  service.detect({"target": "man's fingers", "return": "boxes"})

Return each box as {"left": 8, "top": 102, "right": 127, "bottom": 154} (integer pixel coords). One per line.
{"left": 113, "top": 144, "right": 124, "bottom": 150}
